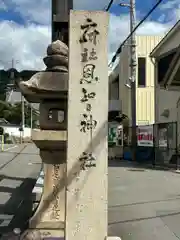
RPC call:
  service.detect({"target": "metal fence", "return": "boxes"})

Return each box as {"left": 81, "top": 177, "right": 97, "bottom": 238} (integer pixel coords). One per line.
{"left": 154, "top": 122, "right": 177, "bottom": 167}
{"left": 123, "top": 122, "right": 178, "bottom": 168}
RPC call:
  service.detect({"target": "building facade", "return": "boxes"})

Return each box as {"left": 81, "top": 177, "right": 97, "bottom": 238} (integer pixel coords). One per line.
{"left": 119, "top": 35, "right": 164, "bottom": 125}
{"left": 109, "top": 64, "right": 120, "bottom": 113}
{"left": 150, "top": 20, "right": 180, "bottom": 149}
{"left": 150, "top": 20, "right": 180, "bottom": 124}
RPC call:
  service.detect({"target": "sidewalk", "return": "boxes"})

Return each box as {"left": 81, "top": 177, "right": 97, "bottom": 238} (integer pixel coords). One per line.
{"left": 0, "top": 144, "right": 18, "bottom": 153}
{"left": 0, "top": 144, "right": 41, "bottom": 236}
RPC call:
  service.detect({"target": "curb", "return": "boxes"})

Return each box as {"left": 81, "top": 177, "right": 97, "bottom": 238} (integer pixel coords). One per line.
{"left": 32, "top": 170, "right": 44, "bottom": 203}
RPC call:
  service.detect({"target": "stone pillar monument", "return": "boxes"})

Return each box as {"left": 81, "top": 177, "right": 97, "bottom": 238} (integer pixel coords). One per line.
{"left": 17, "top": 8, "right": 121, "bottom": 240}
{"left": 66, "top": 10, "right": 109, "bottom": 240}
{"left": 18, "top": 40, "right": 68, "bottom": 239}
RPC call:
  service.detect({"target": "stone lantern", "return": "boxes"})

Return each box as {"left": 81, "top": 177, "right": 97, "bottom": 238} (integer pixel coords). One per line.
{"left": 18, "top": 40, "right": 68, "bottom": 239}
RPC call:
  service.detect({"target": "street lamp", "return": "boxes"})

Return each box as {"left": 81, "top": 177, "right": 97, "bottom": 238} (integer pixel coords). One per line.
{"left": 119, "top": 3, "right": 130, "bottom": 7}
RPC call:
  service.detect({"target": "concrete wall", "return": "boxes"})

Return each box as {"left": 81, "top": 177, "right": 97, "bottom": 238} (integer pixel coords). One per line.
{"left": 155, "top": 87, "right": 180, "bottom": 123}
{"left": 108, "top": 64, "right": 121, "bottom": 112}
{"left": 2, "top": 126, "right": 32, "bottom": 138}
{"left": 109, "top": 80, "right": 119, "bottom": 100}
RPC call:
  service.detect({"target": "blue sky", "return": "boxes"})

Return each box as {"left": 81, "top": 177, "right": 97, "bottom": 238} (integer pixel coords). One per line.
{"left": 110, "top": 0, "right": 180, "bottom": 23}
{"left": 0, "top": 0, "right": 179, "bottom": 26}
{"left": 0, "top": 10, "right": 24, "bottom": 25}
{"left": 0, "top": 0, "right": 179, "bottom": 70}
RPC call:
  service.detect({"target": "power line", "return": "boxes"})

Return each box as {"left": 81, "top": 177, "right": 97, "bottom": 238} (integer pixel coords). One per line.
{"left": 109, "top": 0, "right": 165, "bottom": 67}
{"left": 106, "top": 0, "right": 114, "bottom": 11}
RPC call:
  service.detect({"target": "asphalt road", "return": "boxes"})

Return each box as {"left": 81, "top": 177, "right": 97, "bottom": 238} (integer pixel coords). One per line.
{"left": 1, "top": 144, "right": 180, "bottom": 239}
{"left": 108, "top": 161, "right": 180, "bottom": 239}
{"left": 0, "top": 144, "right": 41, "bottom": 235}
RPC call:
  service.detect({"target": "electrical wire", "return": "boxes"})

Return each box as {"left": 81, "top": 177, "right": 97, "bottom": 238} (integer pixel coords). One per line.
{"left": 106, "top": 0, "right": 115, "bottom": 11}
{"left": 109, "top": 0, "right": 165, "bottom": 67}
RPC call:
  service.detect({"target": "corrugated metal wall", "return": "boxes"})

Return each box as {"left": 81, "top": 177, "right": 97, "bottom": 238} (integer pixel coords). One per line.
{"left": 156, "top": 88, "right": 180, "bottom": 123}
{"left": 119, "top": 35, "right": 163, "bottom": 124}
{"left": 136, "top": 36, "right": 163, "bottom": 124}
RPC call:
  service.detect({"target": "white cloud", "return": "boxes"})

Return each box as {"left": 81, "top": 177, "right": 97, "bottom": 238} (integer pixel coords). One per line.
{"left": 5, "top": 0, "right": 111, "bottom": 25}
{"left": 136, "top": 21, "right": 171, "bottom": 35}
{"left": 0, "top": 1, "right": 8, "bottom": 11}
{"left": 159, "top": 0, "right": 180, "bottom": 23}
{"left": 159, "top": 0, "right": 180, "bottom": 10}
{"left": 0, "top": 20, "right": 50, "bottom": 71}
{"left": 3, "top": 0, "right": 51, "bottom": 25}
{"left": 0, "top": 0, "right": 178, "bottom": 71}
{"left": 108, "top": 14, "right": 172, "bottom": 62}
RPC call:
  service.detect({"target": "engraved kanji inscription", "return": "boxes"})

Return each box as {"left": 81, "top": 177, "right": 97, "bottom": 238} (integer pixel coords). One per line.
{"left": 81, "top": 48, "right": 88, "bottom": 62}
{"left": 80, "top": 113, "right": 97, "bottom": 133}
{"left": 80, "top": 64, "right": 99, "bottom": 84}
{"left": 79, "top": 18, "right": 100, "bottom": 45}
{"left": 51, "top": 164, "right": 61, "bottom": 220}
{"left": 79, "top": 152, "right": 96, "bottom": 170}
{"left": 89, "top": 48, "right": 97, "bottom": 60}
{"left": 81, "top": 48, "right": 97, "bottom": 62}
{"left": 86, "top": 103, "right": 92, "bottom": 111}
{"left": 81, "top": 88, "right": 96, "bottom": 103}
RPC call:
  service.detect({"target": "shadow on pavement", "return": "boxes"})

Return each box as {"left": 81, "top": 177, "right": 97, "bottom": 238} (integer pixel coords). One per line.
{"left": 108, "top": 210, "right": 180, "bottom": 225}
{"left": 0, "top": 175, "right": 37, "bottom": 237}
{"left": 108, "top": 159, "right": 178, "bottom": 172}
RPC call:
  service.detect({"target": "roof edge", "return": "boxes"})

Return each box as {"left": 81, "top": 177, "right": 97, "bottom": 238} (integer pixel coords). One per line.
{"left": 150, "top": 20, "right": 180, "bottom": 58}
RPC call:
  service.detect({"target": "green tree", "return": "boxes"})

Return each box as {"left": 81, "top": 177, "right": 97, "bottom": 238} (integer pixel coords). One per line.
{"left": 0, "top": 101, "right": 38, "bottom": 127}
{"left": 0, "top": 100, "right": 12, "bottom": 119}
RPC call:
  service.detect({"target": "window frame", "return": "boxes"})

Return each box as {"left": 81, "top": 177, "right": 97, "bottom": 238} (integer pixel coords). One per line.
{"left": 137, "top": 57, "right": 146, "bottom": 87}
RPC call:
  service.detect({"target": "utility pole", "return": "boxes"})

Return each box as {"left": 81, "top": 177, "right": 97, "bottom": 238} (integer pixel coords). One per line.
{"left": 8, "top": 59, "right": 25, "bottom": 144}
{"left": 30, "top": 103, "right": 33, "bottom": 130}
{"left": 52, "top": 0, "right": 73, "bottom": 43}
{"left": 21, "top": 93, "right": 25, "bottom": 143}
{"left": 7, "top": 58, "right": 18, "bottom": 100}
{"left": 5, "top": 58, "right": 25, "bottom": 143}
{"left": 51, "top": 0, "right": 73, "bottom": 150}
{"left": 120, "top": 0, "right": 137, "bottom": 160}
{"left": 11, "top": 58, "right": 24, "bottom": 144}
{"left": 130, "top": 0, "right": 137, "bottom": 160}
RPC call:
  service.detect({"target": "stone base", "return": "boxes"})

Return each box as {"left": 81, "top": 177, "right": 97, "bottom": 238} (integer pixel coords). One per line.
{"left": 20, "top": 229, "right": 64, "bottom": 239}
{"left": 32, "top": 129, "right": 67, "bottom": 150}
{"left": 2, "top": 230, "right": 121, "bottom": 240}
{"left": 106, "top": 237, "right": 121, "bottom": 240}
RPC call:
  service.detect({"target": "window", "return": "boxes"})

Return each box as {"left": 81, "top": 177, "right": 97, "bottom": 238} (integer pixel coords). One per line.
{"left": 138, "top": 57, "right": 146, "bottom": 87}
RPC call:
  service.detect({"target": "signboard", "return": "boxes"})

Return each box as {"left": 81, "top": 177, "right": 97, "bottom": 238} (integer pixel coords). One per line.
{"left": 108, "top": 123, "right": 118, "bottom": 143}
{"left": 137, "top": 125, "right": 153, "bottom": 147}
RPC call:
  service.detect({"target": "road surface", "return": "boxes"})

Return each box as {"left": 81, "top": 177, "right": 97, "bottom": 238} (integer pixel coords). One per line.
{"left": 1, "top": 144, "right": 180, "bottom": 239}
{"left": 0, "top": 144, "right": 41, "bottom": 236}
{"left": 108, "top": 161, "right": 180, "bottom": 239}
